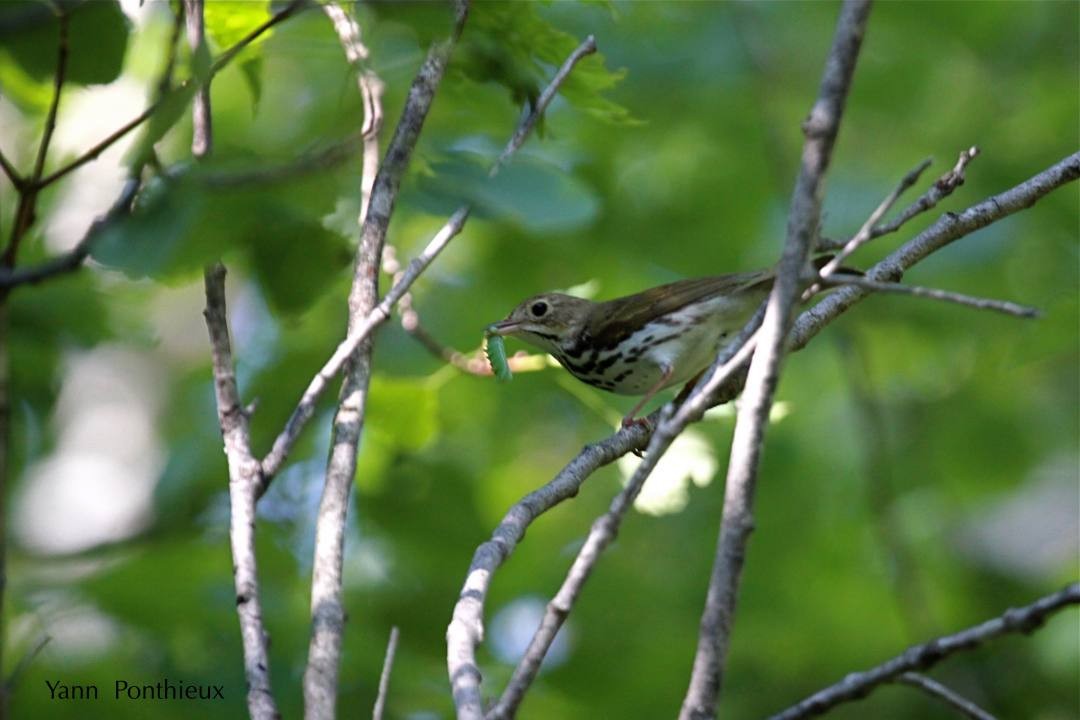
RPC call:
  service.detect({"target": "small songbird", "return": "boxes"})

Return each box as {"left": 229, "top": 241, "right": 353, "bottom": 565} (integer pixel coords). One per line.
{"left": 487, "top": 268, "right": 779, "bottom": 426}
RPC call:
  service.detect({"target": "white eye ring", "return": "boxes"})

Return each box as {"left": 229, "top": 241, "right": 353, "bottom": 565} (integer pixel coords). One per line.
{"left": 530, "top": 301, "right": 548, "bottom": 317}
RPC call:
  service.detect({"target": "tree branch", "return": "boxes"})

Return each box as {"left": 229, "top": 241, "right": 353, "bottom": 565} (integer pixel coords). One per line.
{"left": 821, "top": 273, "right": 1040, "bottom": 318}
{"left": 203, "top": 265, "right": 279, "bottom": 720}
{"left": 768, "top": 584, "right": 1079, "bottom": 719}
{"left": 302, "top": 4, "right": 469, "bottom": 717}
{"left": 816, "top": 156, "right": 931, "bottom": 278}
{"left": 0, "top": 176, "right": 140, "bottom": 292}
{"left": 372, "top": 626, "right": 400, "bottom": 720}
{"left": 817, "top": 146, "right": 980, "bottom": 252}
{"left": 681, "top": 3, "right": 871, "bottom": 717}
{"left": 896, "top": 673, "right": 997, "bottom": 720}
{"left": 486, "top": 316, "right": 764, "bottom": 720}
{"left": 447, "top": 419, "right": 653, "bottom": 720}
{"left": 260, "top": 206, "right": 470, "bottom": 483}
{"left": 189, "top": 3, "right": 278, "bottom": 717}
{"left": 34, "top": 0, "right": 306, "bottom": 190}
{"left": 449, "top": 146, "right": 1079, "bottom": 720}
{"left": 2, "top": 9, "right": 69, "bottom": 268}
{"left": 789, "top": 150, "right": 1080, "bottom": 351}
{"left": 262, "top": 32, "right": 599, "bottom": 484}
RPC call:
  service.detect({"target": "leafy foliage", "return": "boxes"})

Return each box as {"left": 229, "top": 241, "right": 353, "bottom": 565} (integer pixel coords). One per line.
{"left": 1, "top": 2, "right": 1077, "bottom": 720}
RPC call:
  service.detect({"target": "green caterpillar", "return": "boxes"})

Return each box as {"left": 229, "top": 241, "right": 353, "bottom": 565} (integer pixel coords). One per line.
{"left": 483, "top": 327, "right": 512, "bottom": 382}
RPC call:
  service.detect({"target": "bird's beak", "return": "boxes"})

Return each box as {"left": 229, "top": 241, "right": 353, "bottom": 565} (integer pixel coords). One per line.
{"left": 486, "top": 319, "right": 520, "bottom": 336}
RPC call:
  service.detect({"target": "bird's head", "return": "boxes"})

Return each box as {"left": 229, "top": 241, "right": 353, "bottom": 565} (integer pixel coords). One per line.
{"left": 487, "top": 293, "right": 592, "bottom": 355}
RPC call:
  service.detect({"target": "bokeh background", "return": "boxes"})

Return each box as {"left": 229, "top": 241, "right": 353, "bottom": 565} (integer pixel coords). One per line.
{"left": 1, "top": 1, "right": 1077, "bottom": 718}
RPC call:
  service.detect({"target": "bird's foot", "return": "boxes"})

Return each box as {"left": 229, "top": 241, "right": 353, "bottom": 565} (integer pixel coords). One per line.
{"left": 620, "top": 415, "right": 653, "bottom": 457}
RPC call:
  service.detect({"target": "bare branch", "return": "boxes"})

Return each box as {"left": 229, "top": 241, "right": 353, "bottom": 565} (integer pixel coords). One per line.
{"left": 3, "top": 634, "right": 50, "bottom": 694}
{"left": 30, "top": 12, "right": 68, "bottom": 185}
{"left": 264, "top": 33, "right": 599, "bottom": 483}
{"left": 790, "top": 151, "right": 1080, "bottom": 352}
{"left": 35, "top": 0, "right": 307, "bottom": 190}
{"left": 896, "top": 673, "right": 997, "bottom": 720}
{"left": 2, "top": 10, "right": 69, "bottom": 267}
{"left": 450, "top": 147, "right": 1079, "bottom": 720}
{"left": 322, "top": 1, "right": 385, "bottom": 223}
{"left": 449, "top": 419, "right": 653, "bottom": 720}
{"left": 210, "top": 0, "right": 305, "bottom": 76}
{"left": 372, "top": 627, "right": 400, "bottom": 720}
{"left": 0, "top": 151, "right": 21, "bottom": 190}
{"left": 769, "top": 584, "right": 1079, "bottom": 720}
{"left": 487, "top": 318, "right": 763, "bottom": 720}
{"left": 818, "top": 146, "right": 982, "bottom": 252}
{"left": 681, "top": 4, "right": 871, "bottom": 717}
{"left": 185, "top": 0, "right": 212, "bottom": 157}
{"left": 821, "top": 273, "right": 1040, "bottom": 318}
{"left": 0, "top": 176, "right": 140, "bottom": 292}
{"left": 490, "top": 35, "right": 597, "bottom": 176}
{"left": 817, "top": 157, "right": 931, "bottom": 278}
{"left": 879, "top": 146, "right": 980, "bottom": 237}
{"left": 303, "top": 4, "right": 469, "bottom": 717}
{"left": 189, "top": 3, "right": 279, "bottom": 717}
{"left": 203, "top": 265, "right": 279, "bottom": 720}
{"left": 260, "top": 206, "right": 470, "bottom": 482}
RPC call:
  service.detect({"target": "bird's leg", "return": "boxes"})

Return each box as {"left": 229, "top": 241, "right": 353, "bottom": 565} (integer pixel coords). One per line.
{"left": 621, "top": 365, "right": 674, "bottom": 429}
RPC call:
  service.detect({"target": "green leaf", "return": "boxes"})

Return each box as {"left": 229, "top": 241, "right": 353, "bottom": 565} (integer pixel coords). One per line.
{"left": 457, "top": 1, "right": 636, "bottom": 125}
{"left": 239, "top": 55, "right": 263, "bottom": 108}
{"left": 413, "top": 149, "right": 599, "bottom": 233}
{"left": 246, "top": 206, "right": 352, "bottom": 314}
{"left": 92, "top": 167, "right": 351, "bottom": 312}
{"left": 126, "top": 81, "right": 197, "bottom": 168}
{"left": 204, "top": 0, "right": 272, "bottom": 51}
{"left": 0, "top": 0, "right": 129, "bottom": 86}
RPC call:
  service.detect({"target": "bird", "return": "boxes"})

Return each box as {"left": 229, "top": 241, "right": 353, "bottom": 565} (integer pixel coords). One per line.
{"left": 487, "top": 266, "right": 784, "bottom": 426}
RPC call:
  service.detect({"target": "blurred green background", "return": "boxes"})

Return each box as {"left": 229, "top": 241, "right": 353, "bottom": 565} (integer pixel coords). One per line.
{"left": 1, "top": 1, "right": 1077, "bottom": 718}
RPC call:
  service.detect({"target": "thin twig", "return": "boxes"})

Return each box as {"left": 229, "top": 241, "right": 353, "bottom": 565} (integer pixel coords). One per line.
{"left": 821, "top": 273, "right": 1040, "bottom": 318}
{"left": 372, "top": 627, "right": 400, "bottom": 720}
{"left": 3, "top": 634, "right": 50, "bottom": 694}
{"left": 896, "top": 673, "right": 997, "bottom": 720}
{"left": 203, "top": 265, "right": 279, "bottom": 720}
{"left": 449, "top": 148, "right": 1080, "bottom": 720}
{"left": 34, "top": 0, "right": 307, "bottom": 190}
{"left": 189, "top": 2, "right": 278, "bottom": 717}
{"left": 260, "top": 206, "right": 470, "bottom": 483}
{"left": 0, "top": 151, "right": 21, "bottom": 190}
{"left": 2, "top": 10, "right": 70, "bottom": 267}
{"left": 303, "top": 4, "right": 469, "bottom": 718}
{"left": 880, "top": 146, "right": 980, "bottom": 236}
{"left": 490, "top": 35, "right": 597, "bottom": 177}
{"left": 29, "top": 12, "right": 68, "bottom": 185}
{"left": 768, "top": 584, "right": 1079, "bottom": 719}
{"left": 681, "top": 4, "right": 871, "bottom": 718}
{"left": 790, "top": 151, "right": 1080, "bottom": 352}
{"left": 0, "top": 176, "right": 140, "bottom": 292}
{"left": 816, "top": 156, "right": 931, "bottom": 278}
{"left": 817, "top": 146, "right": 981, "bottom": 252}
{"left": 210, "top": 0, "right": 305, "bottom": 76}
{"left": 383, "top": 246, "right": 548, "bottom": 376}
{"left": 486, "top": 316, "right": 763, "bottom": 720}
{"left": 401, "top": 33, "right": 598, "bottom": 370}
{"left": 263, "top": 32, "right": 598, "bottom": 484}
{"left": 322, "top": 1, "right": 385, "bottom": 224}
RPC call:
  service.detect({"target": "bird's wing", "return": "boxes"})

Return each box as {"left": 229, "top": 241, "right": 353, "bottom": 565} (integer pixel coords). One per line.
{"left": 585, "top": 271, "right": 773, "bottom": 348}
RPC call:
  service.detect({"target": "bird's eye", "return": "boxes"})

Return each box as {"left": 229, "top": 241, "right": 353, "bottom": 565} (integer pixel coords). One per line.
{"left": 530, "top": 301, "right": 548, "bottom": 317}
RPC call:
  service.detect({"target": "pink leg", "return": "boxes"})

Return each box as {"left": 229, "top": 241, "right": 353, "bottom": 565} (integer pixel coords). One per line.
{"left": 621, "top": 365, "right": 673, "bottom": 429}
